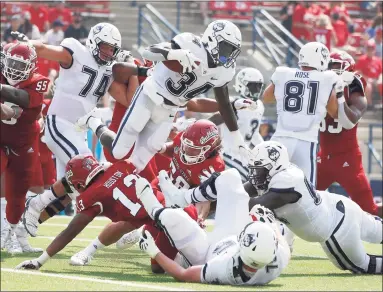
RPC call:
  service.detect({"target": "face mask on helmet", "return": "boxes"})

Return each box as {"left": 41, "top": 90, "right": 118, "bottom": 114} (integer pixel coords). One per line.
{"left": 328, "top": 60, "right": 348, "bottom": 75}
{"left": 210, "top": 36, "right": 240, "bottom": 68}
{"left": 248, "top": 162, "right": 272, "bottom": 191}
{"left": 3, "top": 54, "right": 34, "bottom": 85}
{"left": 244, "top": 81, "right": 264, "bottom": 100}
{"left": 180, "top": 136, "right": 211, "bottom": 165}
{"left": 93, "top": 40, "right": 120, "bottom": 66}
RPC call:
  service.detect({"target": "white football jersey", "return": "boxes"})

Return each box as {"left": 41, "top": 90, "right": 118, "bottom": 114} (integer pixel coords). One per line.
{"left": 201, "top": 235, "right": 289, "bottom": 285}
{"left": 48, "top": 38, "right": 114, "bottom": 123}
{"left": 271, "top": 67, "right": 339, "bottom": 142}
{"left": 221, "top": 98, "right": 264, "bottom": 155}
{"left": 148, "top": 33, "right": 236, "bottom": 106}
{"left": 270, "top": 164, "right": 344, "bottom": 242}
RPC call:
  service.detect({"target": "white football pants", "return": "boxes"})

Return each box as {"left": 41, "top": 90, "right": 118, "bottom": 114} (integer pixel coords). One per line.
{"left": 271, "top": 136, "right": 318, "bottom": 186}
{"left": 112, "top": 84, "right": 177, "bottom": 172}
{"left": 45, "top": 115, "right": 92, "bottom": 180}
{"left": 321, "top": 198, "right": 383, "bottom": 274}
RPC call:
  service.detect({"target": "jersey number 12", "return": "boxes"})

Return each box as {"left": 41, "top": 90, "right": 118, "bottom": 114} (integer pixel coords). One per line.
{"left": 283, "top": 81, "right": 319, "bottom": 114}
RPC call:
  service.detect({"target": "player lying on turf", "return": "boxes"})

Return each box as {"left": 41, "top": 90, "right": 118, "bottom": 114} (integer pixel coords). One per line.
{"left": 15, "top": 154, "right": 162, "bottom": 270}
{"left": 136, "top": 168, "right": 290, "bottom": 285}
{"left": 69, "top": 119, "right": 226, "bottom": 266}
{"left": 160, "top": 141, "right": 383, "bottom": 275}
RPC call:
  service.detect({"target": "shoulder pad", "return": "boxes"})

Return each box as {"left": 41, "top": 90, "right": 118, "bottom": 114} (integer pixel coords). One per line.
{"left": 60, "top": 37, "right": 85, "bottom": 57}
{"left": 172, "top": 33, "right": 200, "bottom": 49}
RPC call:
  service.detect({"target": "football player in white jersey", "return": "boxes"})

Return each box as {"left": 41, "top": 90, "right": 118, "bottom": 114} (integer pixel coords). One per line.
{"left": 80, "top": 20, "right": 250, "bottom": 175}
{"left": 262, "top": 42, "right": 345, "bottom": 185}
{"left": 135, "top": 169, "right": 290, "bottom": 285}
{"left": 210, "top": 68, "right": 265, "bottom": 181}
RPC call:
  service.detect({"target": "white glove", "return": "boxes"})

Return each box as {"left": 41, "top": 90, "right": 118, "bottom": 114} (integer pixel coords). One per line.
{"left": 158, "top": 170, "right": 188, "bottom": 208}
{"left": 167, "top": 49, "right": 201, "bottom": 74}
{"left": 116, "top": 50, "right": 133, "bottom": 63}
{"left": 139, "top": 230, "right": 160, "bottom": 258}
{"left": 135, "top": 176, "right": 152, "bottom": 201}
{"left": 341, "top": 71, "right": 355, "bottom": 85}
{"left": 335, "top": 77, "right": 346, "bottom": 94}
{"left": 173, "top": 118, "right": 196, "bottom": 132}
{"left": 249, "top": 204, "right": 276, "bottom": 226}
{"left": 10, "top": 31, "right": 29, "bottom": 43}
{"left": 230, "top": 130, "right": 252, "bottom": 165}
{"left": 15, "top": 259, "right": 42, "bottom": 270}
{"left": 233, "top": 99, "right": 258, "bottom": 111}
{"left": 198, "top": 166, "right": 216, "bottom": 183}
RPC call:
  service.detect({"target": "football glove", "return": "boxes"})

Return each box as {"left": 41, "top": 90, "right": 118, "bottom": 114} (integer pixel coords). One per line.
{"left": 158, "top": 170, "right": 188, "bottom": 208}
{"left": 139, "top": 230, "right": 160, "bottom": 258}
{"left": 230, "top": 130, "right": 252, "bottom": 165}
{"left": 10, "top": 31, "right": 29, "bottom": 43}
{"left": 232, "top": 98, "right": 258, "bottom": 111}
{"left": 15, "top": 259, "right": 42, "bottom": 270}
{"left": 167, "top": 49, "right": 201, "bottom": 74}
{"left": 198, "top": 166, "right": 216, "bottom": 183}
{"left": 172, "top": 118, "right": 196, "bottom": 132}
{"left": 341, "top": 71, "right": 355, "bottom": 86}
{"left": 116, "top": 50, "right": 133, "bottom": 63}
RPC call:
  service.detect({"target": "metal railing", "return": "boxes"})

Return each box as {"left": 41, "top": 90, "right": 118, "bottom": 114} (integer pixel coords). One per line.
{"left": 367, "top": 123, "right": 383, "bottom": 174}
{"left": 137, "top": 3, "right": 180, "bottom": 49}
{"left": 251, "top": 9, "right": 304, "bottom": 66}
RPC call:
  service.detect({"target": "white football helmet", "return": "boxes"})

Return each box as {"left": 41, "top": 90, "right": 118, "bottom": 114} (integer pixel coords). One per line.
{"left": 233, "top": 68, "right": 264, "bottom": 100}
{"left": 86, "top": 23, "right": 121, "bottom": 66}
{"left": 298, "top": 42, "right": 330, "bottom": 72}
{"left": 238, "top": 221, "right": 278, "bottom": 269}
{"left": 201, "top": 20, "right": 241, "bottom": 68}
{"left": 248, "top": 141, "right": 290, "bottom": 191}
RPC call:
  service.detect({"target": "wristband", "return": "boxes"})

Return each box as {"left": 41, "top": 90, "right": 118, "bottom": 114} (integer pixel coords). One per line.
{"left": 37, "top": 251, "right": 51, "bottom": 265}
{"left": 337, "top": 96, "right": 345, "bottom": 104}
{"left": 137, "top": 66, "right": 149, "bottom": 77}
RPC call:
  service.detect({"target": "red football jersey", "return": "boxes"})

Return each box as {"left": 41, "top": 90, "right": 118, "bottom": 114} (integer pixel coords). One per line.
{"left": 39, "top": 99, "right": 53, "bottom": 162}
{"left": 319, "top": 74, "right": 366, "bottom": 155}
{"left": 76, "top": 160, "right": 164, "bottom": 228}
{"left": 1, "top": 73, "right": 49, "bottom": 150}
{"left": 313, "top": 28, "right": 332, "bottom": 51}
{"left": 152, "top": 132, "right": 225, "bottom": 190}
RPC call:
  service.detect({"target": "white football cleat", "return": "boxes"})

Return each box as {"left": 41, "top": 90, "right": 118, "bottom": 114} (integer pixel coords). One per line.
{"left": 75, "top": 108, "right": 103, "bottom": 132}
{"left": 15, "top": 223, "right": 43, "bottom": 253}
{"left": 5, "top": 233, "right": 23, "bottom": 254}
{"left": 1, "top": 221, "right": 12, "bottom": 249}
{"left": 116, "top": 229, "right": 141, "bottom": 250}
{"left": 22, "top": 196, "right": 43, "bottom": 237}
{"left": 70, "top": 251, "right": 93, "bottom": 266}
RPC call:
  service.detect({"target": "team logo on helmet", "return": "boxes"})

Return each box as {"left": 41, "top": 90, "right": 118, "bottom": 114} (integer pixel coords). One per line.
{"left": 200, "top": 129, "right": 218, "bottom": 144}
{"left": 213, "top": 22, "right": 225, "bottom": 32}
{"left": 93, "top": 24, "right": 104, "bottom": 35}
{"left": 321, "top": 47, "right": 329, "bottom": 60}
{"left": 242, "top": 233, "right": 256, "bottom": 247}
{"left": 82, "top": 157, "right": 95, "bottom": 170}
{"left": 267, "top": 147, "right": 280, "bottom": 162}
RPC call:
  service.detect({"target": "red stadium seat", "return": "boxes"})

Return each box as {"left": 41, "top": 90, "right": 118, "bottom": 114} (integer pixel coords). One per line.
{"left": 1, "top": 2, "right": 31, "bottom": 15}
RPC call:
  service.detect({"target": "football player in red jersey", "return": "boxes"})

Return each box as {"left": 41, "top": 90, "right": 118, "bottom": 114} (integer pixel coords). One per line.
{"left": 69, "top": 119, "right": 224, "bottom": 267}
{"left": 317, "top": 51, "right": 382, "bottom": 218}
{"left": 1, "top": 42, "right": 50, "bottom": 250}
{"left": 15, "top": 155, "right": 166, "bottom": 270}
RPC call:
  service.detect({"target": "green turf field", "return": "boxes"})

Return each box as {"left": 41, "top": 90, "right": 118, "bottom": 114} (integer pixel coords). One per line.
{"left": 1, "top": 216, "right": 382, "bottom": 291}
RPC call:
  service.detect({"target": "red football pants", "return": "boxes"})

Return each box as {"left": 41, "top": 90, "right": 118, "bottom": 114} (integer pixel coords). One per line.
{"left": 317, "top": 150, "right": 378, "bottom": 215}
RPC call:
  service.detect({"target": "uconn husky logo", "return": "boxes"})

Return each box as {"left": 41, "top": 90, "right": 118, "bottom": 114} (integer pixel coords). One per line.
{"left": 267, "top": 147, "right": 280, "bottom": 162}
{"left": 93, "top": 25, "right": 104, "bottom": 35}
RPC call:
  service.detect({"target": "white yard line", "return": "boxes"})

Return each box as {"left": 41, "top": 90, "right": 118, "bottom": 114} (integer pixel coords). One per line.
{"left": 1, "top": 268, "right": 196, "bottom": 291}
{"left": 42, "top": 223, "right": 104, "bottom": 229}
{"left": 37, "top": 236, "right": 93, "bottom": 242}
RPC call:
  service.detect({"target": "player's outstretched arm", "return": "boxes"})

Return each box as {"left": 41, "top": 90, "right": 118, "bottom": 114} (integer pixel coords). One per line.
{"left": 213, "top": 85, "right": 238, "bottom": 132}
{"left": 108, "top": 74, "right": 139, "bottom": 107}
{"left": 30, "top": 40, "right": 72, "bottom": 68}
{"left": 139, "top": 230, "right": 202, "bottom": 283}
{"left": 16, "top": 212, "right": 95, "bottom": 270}
{"left": 248, "top": 189, "right": 301, "bottom": 211}
{"left": 0, "top": 83, "right": 30, "bottom": 108}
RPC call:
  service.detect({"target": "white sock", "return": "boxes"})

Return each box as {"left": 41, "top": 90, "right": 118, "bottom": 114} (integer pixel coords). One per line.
{"left": 38, "top": 188, "right": 59, "bottom": 209}
{"left": 83, "top": 237, "right": 105, "bottom": 256}
{"left": 0, "top": 198, "right": 7, "bottom": 228}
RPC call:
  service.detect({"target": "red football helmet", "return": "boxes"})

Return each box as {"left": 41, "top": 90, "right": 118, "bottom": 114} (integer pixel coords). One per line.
{"left": 65, "top": 155, "right": 104, "bottom": 192}
{"left": 180, "top": 119, "right": 222, "bottom": 165}
{"left": 328, "top": 51, "right": 355, "bottom": 75}
{"left": 2, "top": 42, "right": 37, "bottom": 85}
